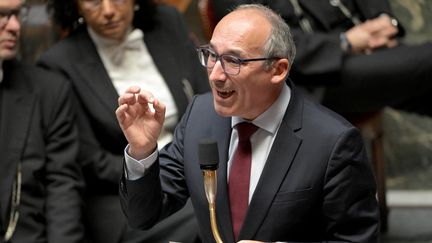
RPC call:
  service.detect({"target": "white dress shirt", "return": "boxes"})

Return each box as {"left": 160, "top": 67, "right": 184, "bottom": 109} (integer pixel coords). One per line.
{"left": 88, "top": 27, "right": 178, "bottom": 147}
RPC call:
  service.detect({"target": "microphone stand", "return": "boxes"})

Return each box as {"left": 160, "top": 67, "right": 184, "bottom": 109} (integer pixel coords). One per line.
{"left": 199, "top": 139, "right": 224, "bottom": 243}
{"left": 203, "top": 169, "right": 223, "bottom": 243}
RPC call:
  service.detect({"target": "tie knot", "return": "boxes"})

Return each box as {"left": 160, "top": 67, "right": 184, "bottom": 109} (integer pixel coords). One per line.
{"left": 236, "top": 122, "right": 259, "bottom": 142}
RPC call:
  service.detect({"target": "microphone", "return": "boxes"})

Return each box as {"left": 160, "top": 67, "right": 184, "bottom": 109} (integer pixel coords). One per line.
{"left": 199, "top": 139, "right": 223, "bottom": 243}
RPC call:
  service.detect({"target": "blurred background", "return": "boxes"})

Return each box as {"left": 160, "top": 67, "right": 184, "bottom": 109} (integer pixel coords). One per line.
{"left": 20, "top": 0, "right": 432, "bottom": 242}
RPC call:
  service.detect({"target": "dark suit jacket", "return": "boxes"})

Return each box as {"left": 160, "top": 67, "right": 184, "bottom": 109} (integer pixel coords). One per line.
{"left": 0, "top": 60, "right": 84, "bottom": 243}
{"left": 37, "top": 5, "right": 209, "bottom": 243}
{"left": 120, "top": 82, "right": 379, "bottom": 243}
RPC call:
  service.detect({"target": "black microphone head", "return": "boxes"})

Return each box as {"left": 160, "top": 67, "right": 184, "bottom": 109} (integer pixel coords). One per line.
{"left": 199, "top": 139, "right": 219, "bottom": 170}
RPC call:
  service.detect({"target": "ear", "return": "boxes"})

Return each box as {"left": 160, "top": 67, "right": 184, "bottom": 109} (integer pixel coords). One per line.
{"left": 270, "top": 58, "right": 289, "bottom": 84}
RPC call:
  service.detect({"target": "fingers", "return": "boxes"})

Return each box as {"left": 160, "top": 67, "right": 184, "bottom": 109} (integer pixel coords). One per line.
{"left": 353, "top": 16, "right": 398, "bottom": 52}
{"left": 368, "top": 35, "right": 389, "bottom": 49}
{"left": 118, "top": 86, "right": 155, "bottom": 107}
{"left": 125, "top": 85, "right": 141, "bottom": 94}
{"left": 363, "top": 16, "right": 398, "bottom": 39}
{"left": 118, "top": 86, "right": 140, "bottom": 106}
{"left": 115, "top": 103, "right": 128, "bottom": 120}
{"left": 117, "top": 86, "right": 166, "bottom": 118}
{"left": 115, "top": 103, "right": 129, "bottom": 129}
{"left": 152, "top": 97, "right": 166, "bottom": 120}
{"left": 386, "top": 39, "right": 399, "bottom": 48}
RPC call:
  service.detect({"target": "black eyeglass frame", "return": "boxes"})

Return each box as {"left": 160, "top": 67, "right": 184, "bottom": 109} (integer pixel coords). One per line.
{"left": 197, "top": 46, "right": 280, "bottom": 75}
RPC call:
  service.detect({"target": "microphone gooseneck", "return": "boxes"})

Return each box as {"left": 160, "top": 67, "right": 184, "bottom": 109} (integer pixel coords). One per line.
{"left": 199, "top": 139, "right": 223, "bottom": 243}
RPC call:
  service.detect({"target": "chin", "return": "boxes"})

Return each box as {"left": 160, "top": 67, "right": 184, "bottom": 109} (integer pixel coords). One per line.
{"left": 0, "top": 50, "right": 17, "bottom": 60}
{"left": 214, "top": 104, "right": 234, "bottom": 118}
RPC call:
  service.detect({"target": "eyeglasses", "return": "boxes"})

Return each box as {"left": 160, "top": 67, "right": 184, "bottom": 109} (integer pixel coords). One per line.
{"left": 197, "top": 46, "right": 279, "bottom": 76}
{"left": 0, "top": 6, "right": 28, "bottom": 29}
{"left": 79, "top": 0, "right": 128, "bottom": 11}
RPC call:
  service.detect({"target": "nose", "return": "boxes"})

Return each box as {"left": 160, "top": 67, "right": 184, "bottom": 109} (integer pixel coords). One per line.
{"left": 101, "top": 0, "right": 115, "bottom": 18}
{"left": 208, "top": 60, "right": 227, "bottom": 82}
{"left": 4, "top": 15, "right": 21, "bottom": 32}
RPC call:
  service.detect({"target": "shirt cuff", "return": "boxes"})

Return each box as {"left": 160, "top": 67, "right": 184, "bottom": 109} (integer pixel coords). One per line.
{"left": 124, "top": 144, "right": 158, "bottom": 180}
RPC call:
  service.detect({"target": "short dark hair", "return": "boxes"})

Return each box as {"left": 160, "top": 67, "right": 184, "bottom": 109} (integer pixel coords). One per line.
{"left": 47, "top": 0, "right": 157, "bottom": 33}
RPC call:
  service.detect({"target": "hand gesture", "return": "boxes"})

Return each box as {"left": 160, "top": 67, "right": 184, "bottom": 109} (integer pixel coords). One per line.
{"left": 116, "top": 86, "right": 166, "bottom": 160}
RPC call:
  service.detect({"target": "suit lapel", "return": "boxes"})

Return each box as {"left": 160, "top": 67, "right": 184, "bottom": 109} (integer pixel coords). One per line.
{"left": 72, "top": 32, "right": 119, "bottom": 117}
{"left": 239, "top": 86, "right": 304, "bottom": 240}
{"left": 0, "top": 78, "right": 36, "bottom": 226}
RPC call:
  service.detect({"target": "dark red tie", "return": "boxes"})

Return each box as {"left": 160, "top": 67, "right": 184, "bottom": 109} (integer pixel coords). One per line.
{"left": 228, "top": 122, "right": 259, "bottom": 240}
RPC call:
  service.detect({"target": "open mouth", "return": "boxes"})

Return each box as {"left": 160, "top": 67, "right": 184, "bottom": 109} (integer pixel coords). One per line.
{"left": 217, "top": 90, "right": 235, "bottom": 98}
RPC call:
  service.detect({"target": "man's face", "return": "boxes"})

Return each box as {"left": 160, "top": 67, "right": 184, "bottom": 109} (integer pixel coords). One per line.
{"left": 208, "top": 9, "right": 278, "bottom": 120}
{"left": 77, "top": 0, "right": 135, "bottom": 42}
{"left": 0, "top": 0, "right": 22, "bottom": 60}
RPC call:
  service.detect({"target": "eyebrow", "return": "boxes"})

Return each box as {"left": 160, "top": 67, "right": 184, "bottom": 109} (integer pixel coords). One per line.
{"left": 0, "top": 6, "right": 23, "bottom": 13}
{"left": 207, "top": 43, "right": 247, "bottom": 58}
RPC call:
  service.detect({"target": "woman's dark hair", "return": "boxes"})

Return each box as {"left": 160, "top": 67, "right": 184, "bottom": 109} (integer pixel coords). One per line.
{"left": 47, "top": 0, "right": 157, "bottom": 33}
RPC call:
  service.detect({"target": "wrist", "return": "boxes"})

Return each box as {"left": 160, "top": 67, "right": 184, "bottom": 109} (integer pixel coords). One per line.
{"left": 128, "top": 143, "right": 157, "bottom": 160}
{"left": 340, "top": 32, "right": 352, "bottom": 54}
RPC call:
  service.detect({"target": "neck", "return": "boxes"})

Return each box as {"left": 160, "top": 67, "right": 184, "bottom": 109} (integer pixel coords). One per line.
{"left": 248, "top": 85, "right": 283, "bottom": 120}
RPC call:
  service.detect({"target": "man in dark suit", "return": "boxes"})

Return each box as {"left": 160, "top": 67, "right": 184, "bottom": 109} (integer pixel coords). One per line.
{"left": 0, "top": 0, "right": 84, "bottom": 242}
{"left": 116, "top": 4, "right": 379, "bottom": 243}
{"left": 210, "top": 0, "right": 432, "bottom": 117}
{"left": 37, "top": 1, "right": 209, "bottom": 242}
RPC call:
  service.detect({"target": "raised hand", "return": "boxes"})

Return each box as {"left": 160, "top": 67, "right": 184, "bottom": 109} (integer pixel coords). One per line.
{"left": 116, "top": 86, "right": 166, "bottom": 160}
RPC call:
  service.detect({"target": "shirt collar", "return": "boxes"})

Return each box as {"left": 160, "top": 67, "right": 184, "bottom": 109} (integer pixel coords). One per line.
{"left": 87, "top": 26, "right": 144, "bottom": 66}
{"left": 232, "top": 83, "right": 291, "bottom": 134}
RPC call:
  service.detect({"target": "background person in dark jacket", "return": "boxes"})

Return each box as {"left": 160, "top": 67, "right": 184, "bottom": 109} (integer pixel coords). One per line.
{"left": 0, "top": 0, "right": 84, "bottom": 242}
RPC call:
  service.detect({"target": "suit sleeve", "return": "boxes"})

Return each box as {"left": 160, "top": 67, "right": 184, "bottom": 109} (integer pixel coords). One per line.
{"left": 42, "top": 75, "right": 85, "bottom": 243}
{"left": 322, "top": 127, "right": 379, "bottom": 242}
{"left": 119, "top": 95, "right": 198, "bottom": 230}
